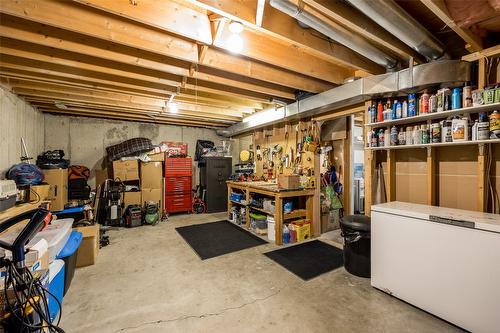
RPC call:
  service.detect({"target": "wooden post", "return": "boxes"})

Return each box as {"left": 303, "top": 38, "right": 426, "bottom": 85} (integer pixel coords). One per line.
{"left": 477, "top": 144, "right": 487, "bottom": 212}
{"left": 313, "top": 148, "right": 321, "bottom": 236}
{"left": 363, "top": 101, "right": 374, "bottom": 215}
{"left": 275, "top": 196, "right": 283, "bottom": 245}
{"left": 343, "top": 120, "right": 351, "bottom": 215}
{"left": 478, "top": 58, "right": 487, "bottom": 90}
{"left": 427, "top": 147, "right": 436, "bottom": 206}
{"left": 386, "top": 150, "right": 396, "bottom": 202}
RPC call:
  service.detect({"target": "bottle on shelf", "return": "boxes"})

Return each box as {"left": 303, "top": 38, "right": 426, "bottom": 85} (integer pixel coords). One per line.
{"left": 377, "top": 101, "right": 384, "bottom": 122}
{"left": 463, "top": 82, "right": 472, "bottom": 108}
{"left": 392, "top": 100, "right": 398, "bottom": 120}
{"left": 472, "top": 120, "right": 478, "bottom": 141}
{"left": 378, "top": 128, "right": 385, "bottom": 147}
{"left": 451, "top": 87, "right": 462, "bottom": 110}
{"left": 282, "top": 224, "right": 290, "bottom": 244}
{"left": 406, "top": 126, "right": 413, "bottom": 145}
{"left": 384, "top": 128, "right": 390, "bottom": 147}
{"left": 421, "top": 90, "right": 430, "bottom": 114}
{"left": 390, "top": 126, "right": 398, "bottom": 146}
{"left": 398, "top": 127, "right": 406, "bottom": 145}
{"left": 396, "top": 101, "right": 402, "bottom": 119}
{"left": 408, "top": 93, "right": 416, "bottom": 117}
{"left": 402, "top": 100, "right": 408, "bottom": 118}
{"left": 478, "top": 113, "right": 490, "bottom": 140}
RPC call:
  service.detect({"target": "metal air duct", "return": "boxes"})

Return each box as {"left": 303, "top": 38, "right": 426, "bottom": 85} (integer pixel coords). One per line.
{"left": 269, "top": 0, "right": 399, "bottom": 71}
{"left": 347, "top": 0, "right": 447, "bottom": 61}
{"left": 217, "top": 60, "right": 470, "bottom": 137}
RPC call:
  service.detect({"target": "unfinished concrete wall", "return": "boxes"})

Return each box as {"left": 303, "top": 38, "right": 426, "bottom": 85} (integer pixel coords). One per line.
{"left": 0, "top": 87, "right": 45, "bottom": 178}
{"left": 44, "top": 114, "right": 237, "bottom": 187}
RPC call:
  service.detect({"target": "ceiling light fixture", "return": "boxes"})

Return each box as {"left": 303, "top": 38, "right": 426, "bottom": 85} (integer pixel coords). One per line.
{"left": 228, "top": 21, "right": 244, "bottom": 34}
{"left": 166, "top": 94, "right": 178, "bottom": 113}
{"left": 227, "top": 33, "right": 244, "bottom": 54}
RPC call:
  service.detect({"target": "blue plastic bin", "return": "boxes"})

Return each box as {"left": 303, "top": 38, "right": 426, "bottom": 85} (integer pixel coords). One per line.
{"left": 56, "top": 230, "right": 82, "bottom": 296}
{"left": 48, "top": 259, "right": 65, "bottom": 323}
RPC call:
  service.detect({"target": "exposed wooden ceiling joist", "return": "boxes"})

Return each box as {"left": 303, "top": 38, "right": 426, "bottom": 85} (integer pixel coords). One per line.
{"left": 72, "top": 0, "right": 355, "bottom": 82}
{"left": 420, "top": 0, "right": 483, "bottom": 52}
{"left": 186, "top": 0, "right": 384, "bottom": 74}
{"left": 462, "top": 44, "right": 500, "bottom": 62}
{"left": 0, "top": 0, "right": 334, "bottom": 91}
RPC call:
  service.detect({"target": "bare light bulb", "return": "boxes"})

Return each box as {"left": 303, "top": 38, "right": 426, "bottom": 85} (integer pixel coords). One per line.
{"left": 228, "top": 21, "right": 244, "bottom": 34}
{"left": 167, "top": 101, "right": 178, "bottom": 113}
{"left": 228, "top": 33, "right": 244, "bottom": 54}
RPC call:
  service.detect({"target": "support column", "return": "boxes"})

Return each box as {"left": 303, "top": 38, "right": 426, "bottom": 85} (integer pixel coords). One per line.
{"left": 427, "top": 147, "right": 436, "bottom": 206}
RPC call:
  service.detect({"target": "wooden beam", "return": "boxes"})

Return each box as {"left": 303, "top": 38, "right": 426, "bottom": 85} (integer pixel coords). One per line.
{"left": 190, "top": 0, "right": 383, "bottom": 74}
{"left": 37, "top": 107, "right": 227, "bottom": 128}
{"left": 301, "top": 0, "right": 425, "bottom": 63}
{"left": 462, "top": 45, "right": 500, "bottom": 62}
{"left": 256, "top": 0, "right": 265, "bottom": 27}
{"left": 387, "top": 150, "right": 396, "bottom": 202}
{"left": 6, "top": 79, "right": 246, "bottom": 118}
{"left": 478, "top": 58, "right": 487, "bottom": 90}
{"left": 14, "top": 88, "right": 241, "bottom": 122}
{"left": 75, "top": 0, "right": 353, "bottom": 83}
{"left": 420, "top": 0, "right": 483, "bottom": 52}
{"left": 75, "top": 0, "right": 213, "bottom": 44}
{"left": 427, "top": 147, "right": 436, "bottom": 206}
{"left": 477, "top": 145, "right": 487, "bottom": 212}
{"left": 0, "top": 0, "right": 330, "bottom": 92}
{"left": 0, "top": 45, "right": 289, "bottom": 103}
{"left": 0, "top": 29, "right": 295, "bottom": 100}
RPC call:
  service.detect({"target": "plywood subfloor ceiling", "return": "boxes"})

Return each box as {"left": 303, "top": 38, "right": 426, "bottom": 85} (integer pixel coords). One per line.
{"left": 0, "top": 0, "right": 491, "bottom": 128}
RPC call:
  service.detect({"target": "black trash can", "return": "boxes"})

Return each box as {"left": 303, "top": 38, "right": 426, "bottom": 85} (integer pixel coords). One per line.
{"left": 340, "top": 215, "right": 371, "bottom": 278}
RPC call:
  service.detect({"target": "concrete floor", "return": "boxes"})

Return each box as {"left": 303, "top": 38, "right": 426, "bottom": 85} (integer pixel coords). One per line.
{"left": 61, "top": 213, "right": 463, "bottom": 333}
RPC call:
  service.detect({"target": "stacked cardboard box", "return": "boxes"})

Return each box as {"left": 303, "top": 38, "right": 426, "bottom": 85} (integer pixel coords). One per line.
{"left": 140, "top": 161, "right": 163, "bottom": 212}
{"left": 43, "top": 169, "right": 68, "bottom": 211}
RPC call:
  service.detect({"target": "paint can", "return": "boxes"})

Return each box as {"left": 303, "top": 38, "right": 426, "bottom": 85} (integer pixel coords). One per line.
{"left": 490, "top": 110, "right": 500, "bottom": 139}
{"left": 429, "top": 94, "right": 437, "bottom": 113}
{"left": 440, "top": 120, "right": 453, "bottom": 142}
{"left": 398, "top": 128, "right": 406, "bottom": 145}
{"left": 462, "top": 84, "right": 472, "bottom": 108}
{"left": 406, "top": 126, "right": 413, "bottom": 145}
{"left": 431, "top": 123, "right": 441, "bottom": 143}
{"left": 472, "top": 89, "right": 484, "bottom": 106}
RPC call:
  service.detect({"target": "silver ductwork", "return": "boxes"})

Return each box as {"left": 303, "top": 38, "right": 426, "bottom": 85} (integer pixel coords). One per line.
{"left": 269, "top": 0, "right": 398, "bottom": 70}
{"left": 217, "top": 60, "right": 470, "bottom": 137}
{"left": 347, "top": 0, "right": 447, "bottom": 61}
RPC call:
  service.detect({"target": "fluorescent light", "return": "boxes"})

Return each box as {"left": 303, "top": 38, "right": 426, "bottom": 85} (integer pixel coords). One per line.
{"left": 227, "top": 33, "right": 244, "bottom": 54}
{"left": 228, "top": 21, "right": 244, "bottom": 34}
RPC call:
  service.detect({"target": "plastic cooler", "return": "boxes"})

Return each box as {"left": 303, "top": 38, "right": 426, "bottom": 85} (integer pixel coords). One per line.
{"left": 56, "top": 230, "right": 82, "bottom": 296}
{"left": 48, "top": 259, "right": 65, "bottom": 323}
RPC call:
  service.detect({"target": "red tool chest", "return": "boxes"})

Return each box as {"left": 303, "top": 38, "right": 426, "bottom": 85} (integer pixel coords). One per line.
{"left": 164, "top": 157, "right": 192, "bottom": 213}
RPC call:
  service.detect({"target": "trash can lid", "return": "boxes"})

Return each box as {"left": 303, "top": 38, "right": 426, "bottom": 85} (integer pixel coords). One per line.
{"left": 340, "top": 215, "right": 371, "bottom": 232}
{"left": 56, "top": 230, "right": 83, "bottom": 259}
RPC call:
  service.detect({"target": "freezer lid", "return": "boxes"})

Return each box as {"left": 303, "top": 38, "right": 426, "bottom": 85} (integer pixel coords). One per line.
{"left": 371, "top": 202, "right": 500, "bottom": 234}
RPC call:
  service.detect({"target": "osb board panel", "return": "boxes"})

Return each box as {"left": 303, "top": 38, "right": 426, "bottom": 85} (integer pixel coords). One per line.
{"left": 438, "top": 175, "right": 477, "bottom": 211}
{"left": 437, "top": 146, "right": 477, "bottom": 175}
{"left": 436, "top": 146, "right": 477, "bottom": 210}
{"left": 395, "top": 149, "right": 427, "bottom": 204}
{"left": 396, "top": 174, "right": 428, "bottom": 204}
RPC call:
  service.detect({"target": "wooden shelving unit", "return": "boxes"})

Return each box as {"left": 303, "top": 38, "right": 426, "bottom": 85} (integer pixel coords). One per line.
{"left": 365, "top": 102, "right": 500, "bottom": 128}
{"left": 248, "top": 206, "right": 274, "bottom": 216}
{"left": 284, "top": 209, "right": 307, "bottom": 220}
{"left": 367, "top": 139, "right": 500, "bottom": 150}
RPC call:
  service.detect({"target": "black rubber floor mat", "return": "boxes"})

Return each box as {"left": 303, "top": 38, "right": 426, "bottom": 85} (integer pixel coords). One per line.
{"left": 176, "top": 220, "right": 267, "bottom": 260}
{"left": 264, "top": 240, "right": 344, "bottom": 280}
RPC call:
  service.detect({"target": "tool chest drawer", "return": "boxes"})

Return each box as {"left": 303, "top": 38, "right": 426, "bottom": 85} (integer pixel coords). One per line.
{"left": 165, "top": 158, "right": 192, "bottom": 176}
{"left": 165, "top": 194, "right": 192, "bottom": 212}
{"left": 165, "top": 177, "right": 191, "bottom": 193}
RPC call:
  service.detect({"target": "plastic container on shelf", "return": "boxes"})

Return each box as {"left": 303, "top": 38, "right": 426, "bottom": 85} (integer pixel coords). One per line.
{"left": 267, "top": 216, "right": 276, "bottom": 241}
{"left": 56, "top": 230, "right": 82, "bottom": 296}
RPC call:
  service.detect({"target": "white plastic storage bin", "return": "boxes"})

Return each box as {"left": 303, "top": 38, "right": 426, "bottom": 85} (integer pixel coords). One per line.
{"left": 31, "top": 218, "right": 74, "bottom": 263}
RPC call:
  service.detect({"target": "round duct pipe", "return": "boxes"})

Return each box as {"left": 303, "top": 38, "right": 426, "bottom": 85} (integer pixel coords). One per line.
{"left": 347, "top": 0, "right": 448, "bottom": 61}
{"left": 269, "top": 0, "right": 399, "bottom": 71}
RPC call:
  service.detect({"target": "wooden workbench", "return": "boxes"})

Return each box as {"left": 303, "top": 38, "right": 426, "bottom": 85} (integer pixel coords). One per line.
{"left": 227, "top": 181, "right": 315, "bottom": 245}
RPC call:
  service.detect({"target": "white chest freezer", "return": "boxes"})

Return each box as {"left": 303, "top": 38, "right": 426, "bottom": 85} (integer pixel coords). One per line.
{"left": 371, "top": 202, "right": 500, "bottom": 333}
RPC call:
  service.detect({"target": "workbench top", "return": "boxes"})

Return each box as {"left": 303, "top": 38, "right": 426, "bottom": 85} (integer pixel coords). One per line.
{"left": 227, "top": 180, "right": 311, "bottom": 193}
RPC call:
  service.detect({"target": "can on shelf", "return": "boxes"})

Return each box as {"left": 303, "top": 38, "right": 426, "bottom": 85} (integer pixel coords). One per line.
{"left": 472, "top": 89, "right": 484, "bottom": 106}
{"left": 442, "top": 88, "right": 451, "bottom": 111}
{"left": 413, "top": 126, "right": 420, "bottom": 144}
{"left": 408, "top": 93, "right": 416, "bottom": 117}
{"left": 390, "top": 126, "right": 398, "bottom": 146}
{"left": 421, "top": 124, "right": 429, "bottom": 144}
{"left": 406, "top": 126, "right": 413, "bottom": 145}
{"left": 490, "top": 110, "right": 500, "bottom": 139}
{"left": 463, "top": 84, "right": 472, "bottom": 108}
{"left": 421, "top": 91, "right": 429, "bottom": 113}
{"left": 431, "top": 123, "right": 441, "bottom": 143}
{"left": 429, "top": 94, "right": 437, "bottom": 113}
{"left": 398, "top": 128, "right": 406, "bottom": 145}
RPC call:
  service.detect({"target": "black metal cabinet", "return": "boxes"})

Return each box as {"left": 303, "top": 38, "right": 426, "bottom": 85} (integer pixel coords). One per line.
{"left": 199, "top": 157, "right": 232, "bottom": 213}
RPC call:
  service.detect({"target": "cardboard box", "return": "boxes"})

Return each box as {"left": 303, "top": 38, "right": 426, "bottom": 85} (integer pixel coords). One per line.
{"left": 142, "top": 188, "right": 162, "bottom": 209}
{"left": 140, "top": 162, "right": 163, "bottom": 189}
{"left": 31, "top": 184, "right": 50, "bottom": 202}
{"left": 124, "top": 191, "right": 141, "bottom": 208}
{"left": 74, "top": 224, "right": 99, "bottom": 267}
{"left": 148, "top": 152, "right": 164, "bottom": 162}
{"left": 112, "top": 160, "right": 139, "bottom": 181}
{"left": 43, "top": 169, "right": 68, "bottom": 211}
{"left": 277, "top": 174, "right": 300, "bottom": 189}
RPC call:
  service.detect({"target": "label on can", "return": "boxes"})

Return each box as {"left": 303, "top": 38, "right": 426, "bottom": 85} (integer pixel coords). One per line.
{"left": 431, "top": 123, "right": 441, "bottom": 143}
{"left": 477, "top": 122, "right": 490, "bottom": 140}
{"left": 408, "top": 94, "right": 416, "bottom": 117}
